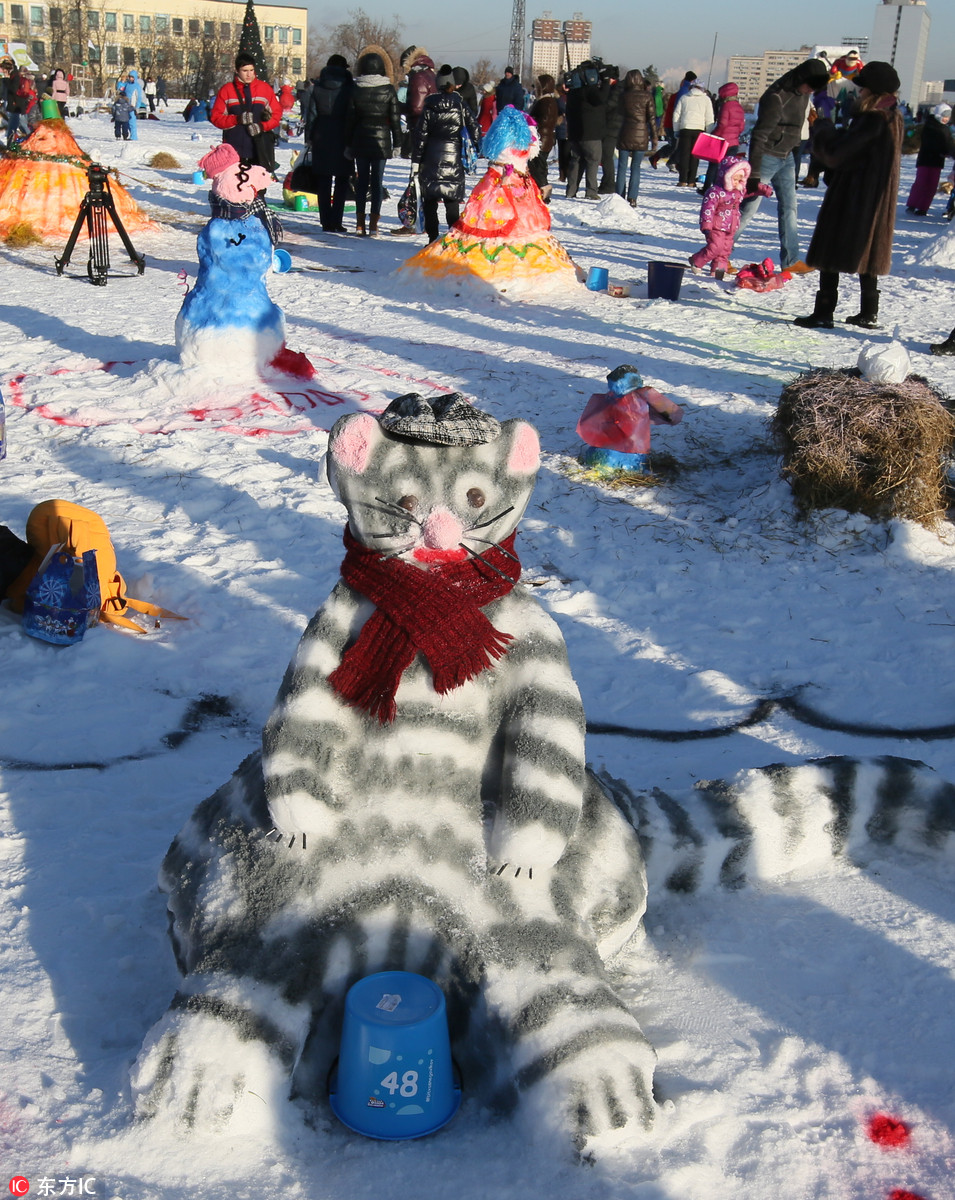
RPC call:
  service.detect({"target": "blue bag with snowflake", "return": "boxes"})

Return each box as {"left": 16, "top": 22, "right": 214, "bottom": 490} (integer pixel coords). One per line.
{"left": 22, "top": 544, "right": 101, "bottom": 645}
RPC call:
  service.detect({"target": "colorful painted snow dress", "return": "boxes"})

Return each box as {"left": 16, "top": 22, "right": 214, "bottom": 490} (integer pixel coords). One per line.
{"left": 398, "top": 106, "right": 580, "bottom": 297}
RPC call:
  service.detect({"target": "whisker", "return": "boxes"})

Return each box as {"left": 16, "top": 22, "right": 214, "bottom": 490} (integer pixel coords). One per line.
{"left": 370, "top": 531, "right": 416, "bottom": 541}
{"left": 466, "top": 505, "right": 514, "bottom": 532}
{"left": 462, "top": 535, "right": 520, "bottom": 563}
{"left": 459, "top": 544, "right": 512, "bottom": 580}
{"left": 356, "top": 497, "right": 421, "bottom": 526}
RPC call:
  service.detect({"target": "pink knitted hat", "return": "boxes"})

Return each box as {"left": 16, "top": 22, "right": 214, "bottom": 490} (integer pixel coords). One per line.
{"left": 198, "top": 143, "right": 240, "bottom": 178}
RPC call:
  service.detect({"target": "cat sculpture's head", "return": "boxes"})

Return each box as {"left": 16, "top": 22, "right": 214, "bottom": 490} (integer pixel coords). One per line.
{"left": 326, "top": 393, "right": 540, "bottom": 566}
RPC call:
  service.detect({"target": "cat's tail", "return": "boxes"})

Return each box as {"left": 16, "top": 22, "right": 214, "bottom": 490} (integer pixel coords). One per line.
{"left": 599, "top": 755, "right": 955, "bottom": 897}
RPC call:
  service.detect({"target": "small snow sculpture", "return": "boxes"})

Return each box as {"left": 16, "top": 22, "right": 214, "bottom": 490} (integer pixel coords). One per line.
{"left": 577, "top": 363, "right": 683, "bottom": 474}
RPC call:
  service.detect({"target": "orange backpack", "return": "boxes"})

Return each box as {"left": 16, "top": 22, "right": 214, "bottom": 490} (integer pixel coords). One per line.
{"left": 6, "top": 499, "right": 185, "bottom": 634}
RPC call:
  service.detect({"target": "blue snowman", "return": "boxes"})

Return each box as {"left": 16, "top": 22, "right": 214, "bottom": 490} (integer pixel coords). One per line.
{"left": 176, "top": 215, "right": 286, "bottom": 377}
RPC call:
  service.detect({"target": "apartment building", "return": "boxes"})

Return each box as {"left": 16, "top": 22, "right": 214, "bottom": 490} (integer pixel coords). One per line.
{"left": 0, "top": 0, "right": 306, "bottom": 94}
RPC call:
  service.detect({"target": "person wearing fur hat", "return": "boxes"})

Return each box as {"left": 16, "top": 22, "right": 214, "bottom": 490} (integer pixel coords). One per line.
{"left": 615, "top": 70, "right": 657, "bottom": 207}
{"left": 411, "top": 64, "right": 480, "bottom": 242}
{"left": 399, "top": 46, "right": 437, "bottom": 138}
{"left": 734, "top": 57, "right": 830, "bottom": 271}
{"left": 905, "top": 104, "right": 955, "bottom": 216}
{"left": 304, "top": 54, "right": 354, "bottom": 232}
{"left": 345, "top": 49, "right": 401, "bottom": 236}
{"left": 794, "top": 61, "right": 903, "bottom": 331}
{"left": 529, "top": 75, "right": 559, "bottom": 201}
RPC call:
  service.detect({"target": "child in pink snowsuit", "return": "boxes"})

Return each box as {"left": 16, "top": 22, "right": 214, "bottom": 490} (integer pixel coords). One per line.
{"left": 689, "top": 155, "right": 771, "bottom": 277}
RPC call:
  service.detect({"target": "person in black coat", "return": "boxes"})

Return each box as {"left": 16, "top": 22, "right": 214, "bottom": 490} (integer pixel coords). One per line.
{"left": 453, "top": 66, "right": 479, "bottom": 117}
{"left": 344, "top": 50, "right": 402, "bottom": 236}
{"left": 599, "top": 66, "right": 622, "bottom": 193}
{"left": 496, "top": 67, "right": 525, "bottom": 113}
{"left": 412, "top": 64, "right": 480, "bottom": 242}
{"left": 565, "top": 62, "right": 609, "bottom": 199}
{"left": 905, "top": 104, "right": 955, "bottom": 216}
{"left": 305, "top": 55, "right": 354, "bottom": 232}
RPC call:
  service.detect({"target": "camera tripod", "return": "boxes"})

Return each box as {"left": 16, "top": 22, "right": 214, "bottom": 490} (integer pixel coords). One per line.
{"left": 54, "top": 163, "right": 145, "bottom": 286}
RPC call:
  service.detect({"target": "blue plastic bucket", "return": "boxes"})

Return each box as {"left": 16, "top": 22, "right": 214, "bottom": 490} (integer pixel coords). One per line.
{"left": 580, "top": 446, "right": 649, "bottom": 473}
{"left": 272, "top": 248, "right": 293, "bottom": 273}
{"left": 647, "top": 261, "right": 685, "bottom": 300}
{"left": 192, "top": 169, "right": 204, "bottom": 185}
{"left": 329, "top": 971, "right": 461, "bottom": 1140}
{"left": 586, "top": 265, "right": 609, "bottom": 291}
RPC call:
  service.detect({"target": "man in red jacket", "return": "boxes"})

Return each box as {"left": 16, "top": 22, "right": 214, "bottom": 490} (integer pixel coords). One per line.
{"left": 210, "top": 53, "right": 281, "bottom": 169}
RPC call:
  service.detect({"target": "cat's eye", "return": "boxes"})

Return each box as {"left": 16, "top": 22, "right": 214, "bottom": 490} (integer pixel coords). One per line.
{"left": 466, "top": 488, "right": 486, "bottom": 508}
{"left": 398, "top": 495, "right": 418, "bottom": 512}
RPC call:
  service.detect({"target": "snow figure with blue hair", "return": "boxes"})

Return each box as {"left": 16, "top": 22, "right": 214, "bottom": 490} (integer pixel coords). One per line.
{"left": 398, "top": 105, "right": 582, "bottom": 297}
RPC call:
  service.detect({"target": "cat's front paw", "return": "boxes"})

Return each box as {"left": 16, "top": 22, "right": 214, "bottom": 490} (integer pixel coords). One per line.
{"left": 131, "top": 1006, "right": 298, "bottom": 1135}
{"left": 514, "top": 1025, "right": 657, "bottom": 1154}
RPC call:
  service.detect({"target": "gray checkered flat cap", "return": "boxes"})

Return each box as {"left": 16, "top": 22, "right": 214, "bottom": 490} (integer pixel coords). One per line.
{"left": 379, "top": 393, "right": 502, "bottom": 445}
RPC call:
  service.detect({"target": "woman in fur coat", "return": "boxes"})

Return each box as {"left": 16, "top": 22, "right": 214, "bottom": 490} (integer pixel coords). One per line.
{"left": 529, "top": 74, "right": 559, "bottom": 200}
{"left": 795, "top": 61, "right": 903, "bottom": 330}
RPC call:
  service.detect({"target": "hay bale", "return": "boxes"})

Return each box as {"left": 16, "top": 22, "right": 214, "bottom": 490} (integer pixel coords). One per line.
{"left": 4, "top": 220, "right": 42, "bottom": 246}
{"left": 774, "top": 367, "right": 955, "bottom": 528}
{"left": 148, "top": 151, "right": 180, "bottom": 169}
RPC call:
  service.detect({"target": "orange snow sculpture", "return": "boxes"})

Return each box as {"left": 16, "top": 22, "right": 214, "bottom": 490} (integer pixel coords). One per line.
{"left": 0, "top": 119, "right": 160, "bottom": 241}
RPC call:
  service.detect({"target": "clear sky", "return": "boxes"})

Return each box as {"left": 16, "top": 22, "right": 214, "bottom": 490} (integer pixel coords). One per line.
{"left": 302, "top": 0, "right": 952, "bottom": 87}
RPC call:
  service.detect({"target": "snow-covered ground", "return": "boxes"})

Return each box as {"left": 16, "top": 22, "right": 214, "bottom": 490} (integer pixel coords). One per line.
{"left": 1, "top": 110, "right": 954, "bottom": 1200}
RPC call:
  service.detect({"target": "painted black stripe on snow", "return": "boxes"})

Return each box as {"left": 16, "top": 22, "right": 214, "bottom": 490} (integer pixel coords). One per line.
{"left": 513, "top": 983, "right": 629, "bottom": 1034}
{"left": 927, "top": 777, "right": 955, "bottom": 847}
{"left": 694, "top": 778, "right": 754, "bottom": 889}
{"left": 761, "top": 762, "right": 809, "bottom": 856}
{"left": 0, "top": 693, "right": 244, "bottom": 772}
{"left": 812, "top": 756, "right": 859, "bottom": 857}
{"left": 866, "top": 756, "right": 922, "bottom": 844}
{"left": 513, "top": 1021, "right": 653, "bottom": 1092}
{"left": 248, "top": 876, "right": 488, "bottom": 998}
{"left": 169, "top": 991, "right": 297, "bottom": 1068}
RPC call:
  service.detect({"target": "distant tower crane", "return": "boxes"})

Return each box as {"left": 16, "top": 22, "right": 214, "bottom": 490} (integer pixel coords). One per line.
{"left": 508, "top": 0, "right": 526, "bottom": 80}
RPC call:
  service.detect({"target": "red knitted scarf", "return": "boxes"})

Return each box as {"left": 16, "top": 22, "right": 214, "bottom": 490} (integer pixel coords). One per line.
{"left": 328, "top": 526, "right": 521, "bottom": 723}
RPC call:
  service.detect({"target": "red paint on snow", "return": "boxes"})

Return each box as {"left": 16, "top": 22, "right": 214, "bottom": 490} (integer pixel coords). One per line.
{"left": 868, "top": 1113, "right": 912, "bottom": 1148}
{"left": 887, "top": 1190, "right": 927, "bottom": 1200}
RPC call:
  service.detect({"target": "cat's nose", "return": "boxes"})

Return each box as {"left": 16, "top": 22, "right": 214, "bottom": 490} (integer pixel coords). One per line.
{"left": 421, "top": 507, "right": 464, "bottom": 550}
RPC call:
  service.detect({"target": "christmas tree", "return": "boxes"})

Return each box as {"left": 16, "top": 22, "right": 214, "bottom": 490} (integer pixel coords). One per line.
{"left": 238, "top": 0, "right": 269, "bottom": 82}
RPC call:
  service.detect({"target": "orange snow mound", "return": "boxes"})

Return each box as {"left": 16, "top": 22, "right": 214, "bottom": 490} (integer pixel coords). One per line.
{"left": 0, "top": 120, "right": 161, "bottom": 241}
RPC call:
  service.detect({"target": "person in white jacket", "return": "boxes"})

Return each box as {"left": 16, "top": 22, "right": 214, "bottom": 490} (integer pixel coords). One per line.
{"left": 672, "top": 81, "right": 715, "bottom": 187}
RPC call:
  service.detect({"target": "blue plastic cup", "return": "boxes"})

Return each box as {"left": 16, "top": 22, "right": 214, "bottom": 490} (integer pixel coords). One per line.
{"left": 329, "top": 971, "right": 461, "bottom": 1140}
{"left": 272, "top": 248, "right": 293, "bottom": 273}
{"left": 192, "top": 169, "right": 204, "bottom": 185}
{"left": 586, "top": 265, "right": 610, "bottom": 291}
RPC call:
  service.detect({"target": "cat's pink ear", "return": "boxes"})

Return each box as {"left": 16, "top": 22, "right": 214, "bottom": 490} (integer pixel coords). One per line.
{"left": 329, "top": 413, "right": 381, "bottom": 475}
{"left": 507, "top": 421, "right": 541, "bottom": 474}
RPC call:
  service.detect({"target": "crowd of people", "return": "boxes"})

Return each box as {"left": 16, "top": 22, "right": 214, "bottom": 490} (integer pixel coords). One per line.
{"left": 3, "top": 38, "right": 952, "bottom": 347}
{"left": 191, "top": 44, "right": 955, "bottom": 345}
